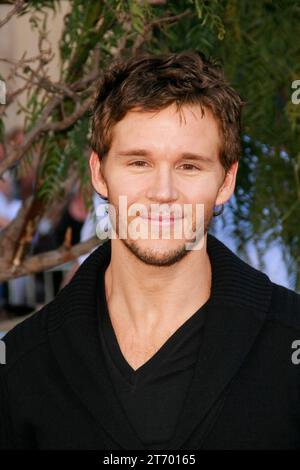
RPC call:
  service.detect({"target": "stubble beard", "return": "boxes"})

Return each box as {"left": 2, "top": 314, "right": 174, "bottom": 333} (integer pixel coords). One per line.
{"left": 114, "top": 207, "right": 214, "bottom": 267}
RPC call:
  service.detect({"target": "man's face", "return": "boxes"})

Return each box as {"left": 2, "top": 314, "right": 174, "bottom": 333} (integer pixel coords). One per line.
{"left": 90, "top": 103, "right": 238, "bottom": 266}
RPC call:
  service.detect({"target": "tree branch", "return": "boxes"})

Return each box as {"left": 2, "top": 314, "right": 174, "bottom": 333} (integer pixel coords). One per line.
{"left": 0, "top": 0, "right": 25, "bottom": 29}
{"left": 131, "top": 9, "right": 193, "bottom": 54}
{"left": 0, "top": 236, "right": 103, "bottom": 281}
{"left": 0, "top": 94, "right": 61, "bottom": 176}
{"left": 43, "top": 94, "right": 95, "bottom": 132}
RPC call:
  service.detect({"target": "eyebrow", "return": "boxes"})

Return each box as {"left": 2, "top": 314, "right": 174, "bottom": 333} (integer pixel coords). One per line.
{"left": 116, "top": 149, "right": 215, "bottom": 164}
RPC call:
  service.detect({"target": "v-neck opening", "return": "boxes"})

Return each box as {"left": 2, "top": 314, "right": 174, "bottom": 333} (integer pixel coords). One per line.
{"left": 98, "top": 264, "right": 210, "bottom": 386}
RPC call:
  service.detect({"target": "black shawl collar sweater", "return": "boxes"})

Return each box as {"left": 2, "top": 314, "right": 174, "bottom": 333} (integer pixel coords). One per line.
{"left": 97, "top": 248, "right": 208, "bottom": 449}
{"left": 1, "top": 233, "right": 300, "bottom": 450}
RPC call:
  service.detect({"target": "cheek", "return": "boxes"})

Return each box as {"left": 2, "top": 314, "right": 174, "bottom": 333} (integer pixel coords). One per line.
{"left": 181, "top": 170, "right": 221, "bottom": 197}
{"left": 187, "top": 187, "right": 218, "bottom": 227}
{"left": 189, "top": 185, "right": 219, "bottom": 208}
{"left": 107, "top": 167, "right": 145, "bottom": 198}
{"left": 106, "top": 186, "right": 142, "bottom": 226}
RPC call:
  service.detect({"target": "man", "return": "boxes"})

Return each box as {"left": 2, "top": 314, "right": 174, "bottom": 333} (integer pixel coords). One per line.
{"left": 1, "top": 50, "right": 300, "bottom": 450}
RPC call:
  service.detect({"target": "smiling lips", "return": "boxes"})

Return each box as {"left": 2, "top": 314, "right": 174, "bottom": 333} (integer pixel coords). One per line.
{"left": 140, "top": 213, "right": 183, "bottom": 223}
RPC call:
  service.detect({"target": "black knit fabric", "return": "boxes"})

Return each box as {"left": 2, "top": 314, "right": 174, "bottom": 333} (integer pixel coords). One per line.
{"left": 97, "top": 252, "right": 209, "bottom": 448}
{"left": 1, "top": 233, "right": 300, "bottom": 450}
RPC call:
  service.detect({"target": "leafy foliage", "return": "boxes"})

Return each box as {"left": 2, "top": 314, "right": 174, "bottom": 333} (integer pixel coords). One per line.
{"left": 1, "top": 0, "right": 300, "bottom": 289}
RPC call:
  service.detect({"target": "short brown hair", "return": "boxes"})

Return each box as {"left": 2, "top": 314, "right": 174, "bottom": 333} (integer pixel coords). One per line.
{"left": 90, "top": 50, "right": 245, "bottom": 172}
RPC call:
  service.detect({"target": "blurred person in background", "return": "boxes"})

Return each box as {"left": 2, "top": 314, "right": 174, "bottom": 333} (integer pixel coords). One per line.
{"left": 60, "top": 191, "right": 110, "bottom": 289}
{"left": 0, "top": 140, "right": 24, "bottom": 311}
{"left": 32, "top": 186, "right": 89, "bottom": 303}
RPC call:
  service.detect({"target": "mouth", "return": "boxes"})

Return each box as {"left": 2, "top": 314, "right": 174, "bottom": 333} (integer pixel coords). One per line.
{"left": 140, "top": 214, "right": 183, "bottom": 223}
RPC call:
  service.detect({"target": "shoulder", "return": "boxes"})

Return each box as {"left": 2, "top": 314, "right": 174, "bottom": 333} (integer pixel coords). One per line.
{"left": 0, "top": 246, "right": 103, "bottom": 375}
{"left": 0, "top": 294, "right": 59, "bottom": 375}
{"left": 268, "top": 281, "right": 300, "bottom": 330}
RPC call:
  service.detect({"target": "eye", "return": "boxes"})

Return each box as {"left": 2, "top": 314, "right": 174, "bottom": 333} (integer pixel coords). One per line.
{"left": 179, "top": 163, "right": 200, "bottom": 171}
{"left": 129, "top": 161, "right": 149, "bottom": 167}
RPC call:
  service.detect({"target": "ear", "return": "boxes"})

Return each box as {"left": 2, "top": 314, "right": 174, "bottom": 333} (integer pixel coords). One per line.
{"left": 215, "top": 161, "right": 239, "bottom": 206}
{"left": 89, "top": 151, "right": 108, "bottom": 199}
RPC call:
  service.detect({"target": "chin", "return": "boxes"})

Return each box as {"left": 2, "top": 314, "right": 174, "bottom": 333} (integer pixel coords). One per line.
{"left": 121, "top": 237, "right": 191, "bottom": 267}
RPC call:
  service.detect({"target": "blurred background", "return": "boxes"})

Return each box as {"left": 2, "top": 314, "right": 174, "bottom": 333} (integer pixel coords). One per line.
{"left": 0, "top": 0, "right": 300, "bottom": 337}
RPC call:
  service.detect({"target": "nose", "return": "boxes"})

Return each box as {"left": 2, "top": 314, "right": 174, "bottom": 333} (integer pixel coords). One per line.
{"left": 146, "top": 163, "right": 179, "bottom": 203}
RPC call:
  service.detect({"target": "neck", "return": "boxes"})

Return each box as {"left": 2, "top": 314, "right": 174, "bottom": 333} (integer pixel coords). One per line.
{"left": 104, "top": 235, "right": 212, "bottom": 340}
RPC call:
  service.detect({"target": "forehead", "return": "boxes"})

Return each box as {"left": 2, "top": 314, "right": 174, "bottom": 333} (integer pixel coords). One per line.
{"left": 109, "top": 103, "right": 221, "bottom": 159}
